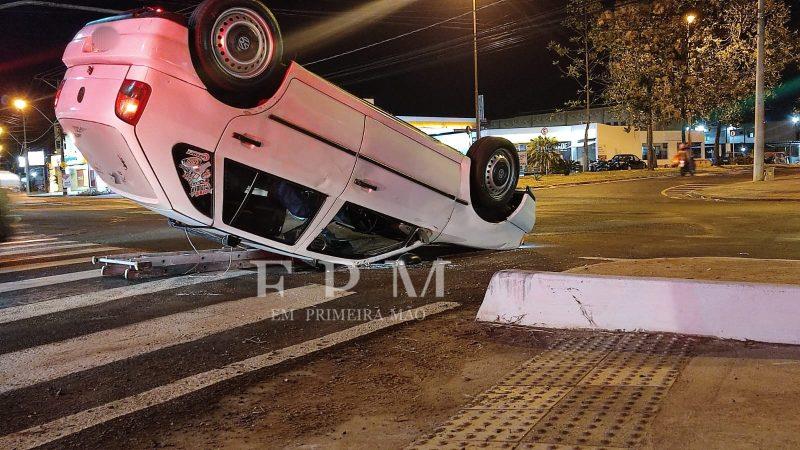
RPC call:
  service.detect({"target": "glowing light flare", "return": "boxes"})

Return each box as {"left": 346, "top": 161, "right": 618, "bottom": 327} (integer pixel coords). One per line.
{"left": 12, "top": 98, "right": 28, "bottom": 111}
{"left": 121, "top": 99, "right": 139, "bottom": 115}
{"left": 287, "top": 0, "right": 417, "bottom": 53}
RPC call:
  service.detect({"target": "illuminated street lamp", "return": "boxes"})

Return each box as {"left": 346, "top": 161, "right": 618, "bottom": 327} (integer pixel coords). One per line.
{"left": 792, "top": 115, "right": 800, "bottom": 141}
{"left": 12, "top": 97, "right": 31, "bottom": 194}
{"left": 12, "top": 98, "right": 28, "bottom": 111}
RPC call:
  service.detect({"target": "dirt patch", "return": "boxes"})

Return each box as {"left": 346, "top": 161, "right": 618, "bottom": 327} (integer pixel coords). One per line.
{"left": 120, "top": 308, "right": 552, "bottom": 449}
{"left": 567, "top": 257, "right": 800, "bottom": 285}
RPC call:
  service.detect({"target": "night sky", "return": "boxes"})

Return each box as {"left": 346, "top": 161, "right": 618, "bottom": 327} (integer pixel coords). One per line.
{"left": 1, "top": 0, "right": 800, "bottom": 138}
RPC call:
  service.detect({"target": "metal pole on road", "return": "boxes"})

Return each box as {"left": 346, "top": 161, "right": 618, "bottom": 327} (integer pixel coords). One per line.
{"left": 22, "top": 114, "right": 30, "bottom": 195}
{"left": 753, "top": 0, "right": 766, "bottom": 181}
{"left": 472, "top": 0, "right": 481, "bottom": 141}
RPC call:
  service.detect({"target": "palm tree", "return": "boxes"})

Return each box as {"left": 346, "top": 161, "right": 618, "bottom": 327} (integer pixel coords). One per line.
{"left": 527, "top": 136, "right": 562, "bottom": 175}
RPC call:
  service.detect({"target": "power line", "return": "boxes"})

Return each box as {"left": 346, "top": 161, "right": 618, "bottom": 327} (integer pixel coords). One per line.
{"left": 304, "top": 0, "right": 511, "bottom": 66}
{"left": 320, "top": 4, "right": 573, "bottom": 84}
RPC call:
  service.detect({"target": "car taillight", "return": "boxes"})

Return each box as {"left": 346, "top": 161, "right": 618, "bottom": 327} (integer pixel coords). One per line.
{"left": 115, "top": 80, "right": 151, "bottom": 125}
{"left": 54, "top": 80, "right": 65, "bottom": 109}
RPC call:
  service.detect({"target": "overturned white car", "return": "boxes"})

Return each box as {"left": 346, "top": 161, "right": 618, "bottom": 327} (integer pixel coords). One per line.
{"left": 55, "top": 0, "right": 535, "bottom": 266}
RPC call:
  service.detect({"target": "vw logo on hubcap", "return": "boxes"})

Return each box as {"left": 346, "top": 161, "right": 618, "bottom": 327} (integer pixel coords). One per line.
{"left": 237, "top": 36, "right": 251, "bottom": 51}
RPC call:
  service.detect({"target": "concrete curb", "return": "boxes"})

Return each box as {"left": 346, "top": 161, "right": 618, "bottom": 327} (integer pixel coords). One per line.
{"left": 477, "top": 270, "right": 800, "bottom": 345}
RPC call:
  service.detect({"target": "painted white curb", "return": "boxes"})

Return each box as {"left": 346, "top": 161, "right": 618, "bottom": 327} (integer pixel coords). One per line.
{"left": 477, "top": 271, "right": 800, "bottom": 345}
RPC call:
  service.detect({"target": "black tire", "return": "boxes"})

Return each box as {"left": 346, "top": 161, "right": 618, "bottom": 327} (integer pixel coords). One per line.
{"left": 467, "top": 137, "right": 520, "bottom": 223}
{"left": 189, "top": 0, "right": 285, "bottom": 108}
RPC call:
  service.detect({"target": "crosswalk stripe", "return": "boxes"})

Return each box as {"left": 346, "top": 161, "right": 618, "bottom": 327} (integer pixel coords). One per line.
{"left": 0, "top": 257, "right": 95, "bottom": 275}
{"left": 0, "top": 285, "right": 354, "bottom": 394}
{"left": 0, "top": 270, "right": 252, "bottom": 324}
{"left": 0, "top": 269, "right": 102, "bottom": 294}
{"left": 0, "top": 240, "right": 77, "bottom": 253}
{"left": 0, "top": 301, "right": 459, "bottom": 449}
{"left": 6, "top": 235, "right": 47, "bottom": 242}
{"left": 0, "top": 246, "right": 119, "bottom": 265}
{"left": 0, "top": 242, "right": 97, "bottom": 258}
{"left": 0, "top": 237, "right": 58, "bottom": 247}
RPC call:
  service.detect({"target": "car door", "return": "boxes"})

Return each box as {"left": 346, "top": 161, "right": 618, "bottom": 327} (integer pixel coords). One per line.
{"left": 212, "top": 79, "right": 366, "bottom": 252}
{"left": 339, "top": 117, "right": 461, "bottom": 239}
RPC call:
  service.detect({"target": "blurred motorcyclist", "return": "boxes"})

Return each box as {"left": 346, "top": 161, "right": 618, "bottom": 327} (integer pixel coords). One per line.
{"left": 677, "top": 143, "right": 696, "bottom": 176}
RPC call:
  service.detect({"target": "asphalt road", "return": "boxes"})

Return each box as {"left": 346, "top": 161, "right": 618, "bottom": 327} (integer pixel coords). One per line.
{"left": 2, "top": 169, "right": 800, "bottom": 448}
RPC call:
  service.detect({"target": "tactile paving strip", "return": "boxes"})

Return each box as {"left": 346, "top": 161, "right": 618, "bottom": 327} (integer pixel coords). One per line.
{"left": 580, "top": 335, "right": 691, "bottom": 388}
{"left": 426, "top": 408, "right": 552, "bottom": 443}
{"left": 467, "top": 386, "right": 571, "bottom": 411}
{"left": 522, "top": 385, "right": 667, "bottom": 447}
{"left": 517, "top": 444, "right": 627, "bottom": 450}
{"left": 407, "top": 333, "right": 693, "bottom": 450}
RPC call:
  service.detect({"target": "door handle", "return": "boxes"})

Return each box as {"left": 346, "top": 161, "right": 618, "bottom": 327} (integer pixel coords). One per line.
{"left": 232, "top": 132, "right": 262, "bottom": 148}
{"left": 354, "top": 179, "right": 379, "bottom": 191}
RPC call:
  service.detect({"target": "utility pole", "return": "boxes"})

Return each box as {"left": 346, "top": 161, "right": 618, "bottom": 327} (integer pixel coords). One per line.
{"left": 472, "top": 0, "right": 481, "bottom": 141}
{"left": 54, "top": 123, "right": 67, "bottom": 195}
{"left": 753, "top": 0, "right": 766, "bottom": 181}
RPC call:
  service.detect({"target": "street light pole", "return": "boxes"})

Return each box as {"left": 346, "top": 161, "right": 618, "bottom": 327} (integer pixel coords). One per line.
{"left": 472, "top": 0, "right": 481, "bottom": 141}
{"left": 22, "top": 113, "right": 30, "bottom": 195}
{"left": 683, "top": 13, "right": 697, "bottom": 146}
{"left": 753, "top": 0, "right": 766, "bottom": 181}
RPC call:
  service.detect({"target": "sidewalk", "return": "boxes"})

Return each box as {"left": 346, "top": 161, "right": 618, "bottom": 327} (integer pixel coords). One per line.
{"left": 520, "top": 166, "right": 734, "bottom": 189}
{"left": 699, "top": 175, "right": 800, "bottom": 201}
{"left": 410, "top": 257, "right": 800, "bottom": 449}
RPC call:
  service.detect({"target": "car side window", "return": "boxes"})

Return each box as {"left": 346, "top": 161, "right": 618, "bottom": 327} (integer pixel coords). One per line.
{"left": 222, "top": 159, "right": 327, "bottom": 245}
{"left": 307, "top": 202, "right": 420, "bottom": 260}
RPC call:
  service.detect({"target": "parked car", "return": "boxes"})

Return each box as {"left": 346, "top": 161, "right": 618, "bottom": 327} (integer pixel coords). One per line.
{"left": 55, "top": 1, "right": 535, "bottom": 266}
{"left": 588, "top": 159, "right": 609, "bottom": 172}
{"left": 607, "top": 154, "right": 648, "bottom": 170}
{"left": 0, "top": 171, "right": 21, "bottom": 192}
{"left": 765, "top": 152, "right": 788, "bottom": 165}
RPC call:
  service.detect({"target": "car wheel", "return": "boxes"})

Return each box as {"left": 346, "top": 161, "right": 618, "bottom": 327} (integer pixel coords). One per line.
{"left": 467, "top": 137, "right": 520, "bottom": 223}
{"left": 189, "top": 0, "right": 286, "bottom": 108}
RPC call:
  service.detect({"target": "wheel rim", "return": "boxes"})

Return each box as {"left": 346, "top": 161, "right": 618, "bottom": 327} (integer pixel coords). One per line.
{"left": 484, "top": 148, "right": 515, "bottom": 199}
{"left": 211, "top": 7, "right": 275, "bottom": 79}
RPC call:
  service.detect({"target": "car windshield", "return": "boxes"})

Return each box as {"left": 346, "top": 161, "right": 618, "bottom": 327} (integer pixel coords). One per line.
{"left": 307, "top": 202, "right": 420, "bottom": 260}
